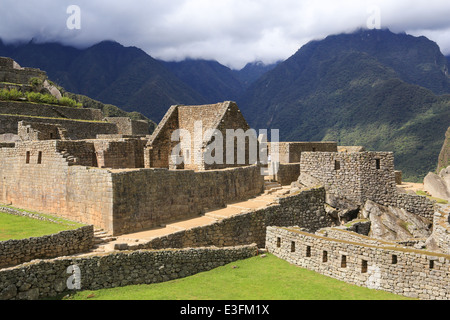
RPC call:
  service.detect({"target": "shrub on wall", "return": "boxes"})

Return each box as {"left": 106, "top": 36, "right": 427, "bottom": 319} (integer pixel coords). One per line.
{"left": 59, "top": 97, "right": 83, "bottom": 108}
{"left": 26, "top": 92, "right": 58, "bottom": 105}
{"left": 0, "top": 88, "right": 24, "bottom": 101}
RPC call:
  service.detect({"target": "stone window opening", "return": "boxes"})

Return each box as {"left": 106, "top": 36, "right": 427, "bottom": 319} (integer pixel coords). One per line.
{"left": 322, "top": 251, "right": 328, "bottom": 263}
{"left": 306, "top": 246, "right": 311, "bottom": 257}
{"left": 361, "top": 260, "right": 368, "bottom": 273}
{"left": 392, "top": 255, "right": 398, "bottom": 265}
{"left": 37, "top": 151, "right": 42, "bottom": 164}
{"left": 429, "top": 260, "right": 434, "bottom": 270}
{"left": 334, "top": 160, "right": 341, "bottom": 171}
{"left": 375, "top": 159, "right": 381, "bottom": 170}
{"left": 26, "top": 151, "right": 30, "bottom": 164}
{"left": 291, "top": 241, "right": 296, "bottom": 253}
{"left": 341, "top": 255, "right": 347, "bottom": 268}
{"left": 157, "top": 150, "right": 161, "bottom": 160}
{"left": 276, "top": 237, "right": 281, "bottom": 248}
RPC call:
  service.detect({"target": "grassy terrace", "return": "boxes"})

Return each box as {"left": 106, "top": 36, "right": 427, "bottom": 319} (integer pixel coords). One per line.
{"left": 0, "top": 207, "right": 84, "bottom": 241}
{"left": 62, "top": 254, "right": 411, "bottom": 300}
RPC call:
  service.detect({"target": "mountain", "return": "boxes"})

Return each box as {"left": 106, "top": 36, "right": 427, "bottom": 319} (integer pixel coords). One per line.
{"left": 238, "top": 28, "right": 450, "bottom": 181}
{"left": 162, "top": 59, "right": 244, "bottom": 104}
{"left": 0, "top": 40, "right": 207, "bottom": 122}
{"left": 3, "top": 29, "right": 450, "bottom": 181}
{"left": 233, "top": 61, "right": 280, "bottom": 88}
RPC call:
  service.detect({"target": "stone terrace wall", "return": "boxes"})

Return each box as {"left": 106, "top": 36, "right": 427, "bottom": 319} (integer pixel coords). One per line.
{"left": 128, "top": 187, "right": 333, "bottom": 250}
{"left": 0, "top": 225, "right": 94, "bottom": 269}
{"left": 105, "top": 117, "right": 150, "bottom": 136}
{"left": 0, "top": 141, "right": 114, "bottom": 230}
{"left": 110, "top": 165, "right": 265, "bottom": 235}
{"left": 0, "top": 60, "right": 47, "bottom": 85}
{"left": 0, "top": 245, "right": 258, "bottom": 300}
{"left": 266, "top": 226, "right": 450, "bottom": 300}
{"left": 0, "top": 114, "right": 118, "bottom": 139}
{"left": 0, "top": 101, "right": 104, "bottom": 121}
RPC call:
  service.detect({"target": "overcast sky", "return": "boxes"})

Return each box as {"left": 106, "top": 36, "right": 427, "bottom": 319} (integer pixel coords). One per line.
{"left": 1, "top": 0, "right": 450, "bottom": 69}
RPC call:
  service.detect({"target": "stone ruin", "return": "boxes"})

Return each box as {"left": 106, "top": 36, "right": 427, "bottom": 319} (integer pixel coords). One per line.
{"left": 0, "top": 57, "right": 448, "bottom": 300}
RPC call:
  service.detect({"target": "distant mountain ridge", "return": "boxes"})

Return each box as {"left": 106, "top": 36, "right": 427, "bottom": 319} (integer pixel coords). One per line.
{"left": 1, "top": 28, "right": 450, "bottom": 181}
{"left": 238, "top": 28, "right": 450, "bottom": 181}
{"left": 0, "top": 39, "right": 272, "bottom": 122}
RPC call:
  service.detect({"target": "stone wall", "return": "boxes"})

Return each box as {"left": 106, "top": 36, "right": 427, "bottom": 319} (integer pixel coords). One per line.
{"left": 110, "top": 165, "right": 265, "bottom": 235}
{"left": 276, "top": 163, "right": 300, "bottom": 186}
{"left": 0, "top": 225, "right": 94, "bottom": 269}
{"left": 0, "top": 141, "right": 114, "bottom": 230}
{"left": 0, "top": 143, "right": 268, "bottom": 235}
{"left": 0, "top": 245, "right": 258, "bottom": 300}
{"left": 18, "top": 121, "right": 68, "bottom": 141}
{"left": 300, "top": 152, "right": 435, "bottom": 219}
{"left": 266, "top": 226, "right": 450, "bottom": 300}
{"left": 92, "top": 139, "right": 146, "bottom": 169}
{"left": 105, "top": 117, "right": 150, "bottom": 136}
{"left": 126, "top": 187, "right": 333, "bottom": 250}
{"left": 147, "top": 102, "right": 256, "bottom": 171}
{"left": 271, "top": 142, "right": 338, "bottom": 164}
{"left": 0, "top": 101, "right": 104, "bottom": 121}
{"left": 0, "top": 57, "right": 47, "bottom": 85}
{"left": 430, "top": 208, "right": 450, "bottom": 254}
{"left": 0, "top": 114, "right": 118, "bottom": 139}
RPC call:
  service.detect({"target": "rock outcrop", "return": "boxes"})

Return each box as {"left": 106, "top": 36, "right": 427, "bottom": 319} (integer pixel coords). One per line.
{"left": 424, "top": 166, "right": 450, "bottom": 202}
{"left": 361, "top": 200, "right": 432, "bottom": 241}
{"left": 438, "top": 127, "right": 450, "bottom": 172}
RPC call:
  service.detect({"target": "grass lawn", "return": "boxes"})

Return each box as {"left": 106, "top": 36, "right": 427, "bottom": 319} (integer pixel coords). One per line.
{"left": 63, "top": 254, "right": 412, "bottom": 301}
{"left": 0, "top": 210, "right": 83, "bottom": 241}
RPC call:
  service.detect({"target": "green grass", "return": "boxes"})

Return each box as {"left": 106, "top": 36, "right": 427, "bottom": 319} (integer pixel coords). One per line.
{"left": 62, "top": 254, "right": 412, "bottom": 300}
{"left": 416, "top": 191, "right": 449, "bottom": 204}
{"left": 0, "top": 210, "right": 83, "bottom": 241}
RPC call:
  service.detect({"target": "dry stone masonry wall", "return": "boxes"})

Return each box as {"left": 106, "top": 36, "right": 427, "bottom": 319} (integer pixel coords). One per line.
{"left": 0, "top": 245, "right": 258, "bottom": 300}
{"left": 127, "top": 187, "right": 333, "bottom": 250}
{"left": 0, "top": 225, "right": 94, "bottom": 269}
{"left": 266, "top": 226, "right": 450, "bottom": 300}
{"left": 111, "top": 165, "right": 265, "bottom": 235}
{"left": 300, "top": 152, "right": 436, "bottom": 219}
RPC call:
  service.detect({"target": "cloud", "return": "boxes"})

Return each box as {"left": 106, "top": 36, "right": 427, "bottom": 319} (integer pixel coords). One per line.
{"left": 1, "top": 0, "right": 450, "bottom": 69}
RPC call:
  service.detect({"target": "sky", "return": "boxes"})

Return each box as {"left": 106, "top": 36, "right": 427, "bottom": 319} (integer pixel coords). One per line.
{"left": 1, "top": 0, "right": 450, "bottom": 69}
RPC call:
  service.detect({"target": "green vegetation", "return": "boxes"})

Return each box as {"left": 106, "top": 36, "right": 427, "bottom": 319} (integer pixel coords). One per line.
{"left": 58, "top": 96, "right": 83, "bottom": 108}
{"left": 416, "top": 191, "right": 449, "bottom": 204}
{"left": 0, "top": 208, "right": 83, "bottom": 241}
{"left": 0, "top": 88, "right": 23, "bottom": 101}
{"left": 0, "top": 88, "right": 83, "bottom": 108}
{"left": 240, "top": 29, "right": 450, "bottom": 182}
{"left": 26, "top": 91, "right": 58, "bottom": 104}
{"left": 62, "top": 254, "right": 410, "bottom": 300}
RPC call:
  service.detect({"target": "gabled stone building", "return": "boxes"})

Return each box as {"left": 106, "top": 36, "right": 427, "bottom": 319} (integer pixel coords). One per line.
{"left": 145, "top": 101, "right": 256, "bottom": 171}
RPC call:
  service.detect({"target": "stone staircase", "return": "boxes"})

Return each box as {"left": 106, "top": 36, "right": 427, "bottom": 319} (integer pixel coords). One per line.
{"left": 59, "top": 149, "right": 78, "bottom": 166}
{"left": 91, "top": 229, "right": 117, "bottom": 253}
{"left": 86, "top": 188, "right": 294, "bottom": 254}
